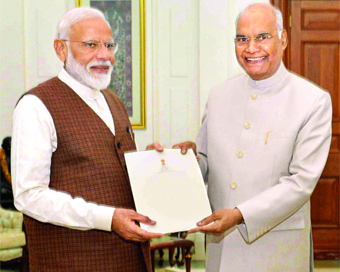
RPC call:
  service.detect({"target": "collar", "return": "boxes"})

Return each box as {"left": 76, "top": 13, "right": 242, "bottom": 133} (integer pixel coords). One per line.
{"left": 247, "top": 62, "right": 288, "bottom": 90}
{"left": 58, "top": 67, "right": 101, "bottom": 99}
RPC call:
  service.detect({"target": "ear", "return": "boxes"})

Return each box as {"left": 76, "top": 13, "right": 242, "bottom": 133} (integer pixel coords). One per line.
{"left": 54, "top": 39, "right": 68, "bottom": 63}
{"left": 281, "top": 29, "right": 288, "bottom": 51}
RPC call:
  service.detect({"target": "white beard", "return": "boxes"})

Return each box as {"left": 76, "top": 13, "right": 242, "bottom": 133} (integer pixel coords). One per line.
{"left": 65, "top": 49, "right": 113, "bottom": 90}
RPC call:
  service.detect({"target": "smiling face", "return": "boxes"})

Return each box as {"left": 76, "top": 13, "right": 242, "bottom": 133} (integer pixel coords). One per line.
{"left": 67, "top": 18, "right": 115, "bottom": 73}
{"left": 235, "top": 5, "right": 287, "bottom": 81}
{"left": 64, "top": 18, "right": 115, "bottom": 89}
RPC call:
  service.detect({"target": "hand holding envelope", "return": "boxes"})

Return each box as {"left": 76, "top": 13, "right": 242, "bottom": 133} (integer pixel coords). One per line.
{"left": 124, "top": 148, "right": 212, "bottom": 234}
{"left": 187, "top": 208, "right": 243, "bottom": 236}
{"left": 111, "top": 208, "right": 163, "bottom": 242}
{"left": 145, "top": 142, "right": 244, "bottom": 237}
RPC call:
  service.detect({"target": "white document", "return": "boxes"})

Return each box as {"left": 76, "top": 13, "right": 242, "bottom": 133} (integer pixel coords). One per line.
{"left": 124, "top": 149, "right": 212, "bottom": 234}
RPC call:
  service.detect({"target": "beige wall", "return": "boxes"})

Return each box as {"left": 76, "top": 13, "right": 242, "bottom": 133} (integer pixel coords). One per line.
{"left": 0, "top": 0, "right": 25, "bottom": 141}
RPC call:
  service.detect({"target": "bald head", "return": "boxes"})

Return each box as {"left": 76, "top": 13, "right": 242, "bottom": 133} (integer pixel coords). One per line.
{"left": 236, "top": 3, "right": 283, "bottom": 37}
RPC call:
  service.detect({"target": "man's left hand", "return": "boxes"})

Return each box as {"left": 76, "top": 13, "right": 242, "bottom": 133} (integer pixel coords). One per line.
{"left": 188, "top": 208, "right": 243, "bottom": 236}
{"left": 172, "top": 141, "right": 197, "bottom": 155}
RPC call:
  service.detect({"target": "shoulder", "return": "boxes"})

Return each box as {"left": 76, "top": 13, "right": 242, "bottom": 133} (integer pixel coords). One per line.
{"left": 28, "top": 77, "right": 63, "bottom": 93}
{"left": 288, "top": 71, "right": 329, "bottom": 98}
{"left": 286, "top": 71, "right": 331, "bottom": 109}
{"left": 16, "top": 77, "right": 60, "bottom": 107}
{"left": 210, "top": 73, "right": 247, "bottom": 97}
{"left": 23, "top": 77, "right": 69, "bottom": 101}
{"left": 14, "top": 94, "right": 53, "bottom": 129}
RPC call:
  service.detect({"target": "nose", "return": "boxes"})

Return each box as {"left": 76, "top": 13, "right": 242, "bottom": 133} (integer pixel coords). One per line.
{"left": 245, "top": 39, "right": 260, "bottom": 53}
{"left": 96, "top": 44, "right": 112, "bottom": 60}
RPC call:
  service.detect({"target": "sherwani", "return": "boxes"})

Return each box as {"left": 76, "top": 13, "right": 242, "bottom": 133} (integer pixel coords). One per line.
{"left": 196, "top": 63, "right": 332, "bottom": 272}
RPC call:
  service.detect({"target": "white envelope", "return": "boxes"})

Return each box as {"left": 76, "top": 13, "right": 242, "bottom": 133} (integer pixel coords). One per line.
{"left": 124, "top": 149, "right": 212, "bottom": 234}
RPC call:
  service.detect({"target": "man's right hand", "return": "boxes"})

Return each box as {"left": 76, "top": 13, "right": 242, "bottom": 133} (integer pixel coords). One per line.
{"left": 146, "top": 143, "right": 164, "bottom": 152}
{"left": 111, "top": 208, "right": 164, "bottom": 242}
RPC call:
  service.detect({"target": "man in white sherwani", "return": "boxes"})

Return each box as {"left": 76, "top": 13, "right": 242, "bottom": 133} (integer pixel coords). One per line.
{"left": 174, "top": 3, "right": 332, "bottom": 271}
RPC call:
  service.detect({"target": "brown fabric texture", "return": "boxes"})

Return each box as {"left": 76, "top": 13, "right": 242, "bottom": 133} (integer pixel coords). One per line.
{"left": 21, "top": 77, "right": 151, "bottom": 272}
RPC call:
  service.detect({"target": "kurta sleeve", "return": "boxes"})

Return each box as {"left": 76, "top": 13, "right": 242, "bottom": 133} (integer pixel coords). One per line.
{"left": 237, "top": 91, "right": 332, "bottom": 243}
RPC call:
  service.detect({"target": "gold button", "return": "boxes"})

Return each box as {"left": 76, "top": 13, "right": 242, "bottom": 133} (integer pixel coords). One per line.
{"left": 230, "top": 181, "right": 237, "bottom": 189}
{"left": 251, "top": 93, "right": 258, "bottom": 100}
{"left": 101, "top": 107, "right": 104, "bottom": 111}
{"left": 237, "top": 151, "right": 244, "bottom": 158}
{"left": 244, "top": 122, "right": 251, "bottom": 129}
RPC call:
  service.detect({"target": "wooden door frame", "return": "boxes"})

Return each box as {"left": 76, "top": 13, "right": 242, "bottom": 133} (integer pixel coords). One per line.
{"left": 270, "top": 0, "right": 291, "bottom": 69}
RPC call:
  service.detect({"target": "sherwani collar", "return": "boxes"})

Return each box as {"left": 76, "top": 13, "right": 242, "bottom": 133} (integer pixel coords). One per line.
{"left": 247, "top": 62, "right": 288, "bottom": 90}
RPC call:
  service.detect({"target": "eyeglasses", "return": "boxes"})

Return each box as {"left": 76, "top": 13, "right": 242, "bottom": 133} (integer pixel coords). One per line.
{"left": 62, "top": 40, "right": 118, "bottom": 54}
{"left": 234, "top": 32, "right": 280, "bottom": 47}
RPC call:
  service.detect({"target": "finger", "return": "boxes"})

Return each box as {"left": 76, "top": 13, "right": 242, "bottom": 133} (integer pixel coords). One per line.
{"left": 196, "top": 155, "right": 201, "bottom": 161}
{"left": 120, "top": 223, "right": 148, "bottom": 242}
{"left": 176, "top": 141, "right": 197, "bottom": 155}
{"left": 198, "top": 223, "right": 218, "bottom": 233}
{"left": 188, "top": 222, "right": 218, "bottom": 234}
{"left": 141, "top": 231, "right": 164, "bottom": 240}
{"left": 132, "top": 212, "right": 157, "bottom": 225}
{"left": 146, "top": 143, "right": 164, "bottom": 152}
{"left": 197, "top": 214, "right": 215, "bottom": 226}
{"left": 187, "top": 226, "right": 203, "bottom": 234}
{"left": 172, "top": 144, "right": 188, "bottom": 155}
{"left": 132, "top": 225, "right": 164, "bottom": 241}
{"left": 146, "top": 144, "right": 154, "bottom": 150}
{"left": 189, "top": 142, "right": 197, "bottom": 156}
{"left": 172, "top": 144, "right": 181, "bottom": 149}
{"left": 126, "top": 226, "right": 149, "bottom": 242}
{"left": 153, "top": 143, "right": 164, "bottom": 152}
{"left": 180, "top": 147, "right": 188, "bottom": 154}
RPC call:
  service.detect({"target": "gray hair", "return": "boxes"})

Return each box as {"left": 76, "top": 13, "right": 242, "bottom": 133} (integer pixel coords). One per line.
{"left": 235, "top": 3, "right": 283, "bottom": 37}
{"left": 55, "top": 7, "right": 110, "bottom": 40}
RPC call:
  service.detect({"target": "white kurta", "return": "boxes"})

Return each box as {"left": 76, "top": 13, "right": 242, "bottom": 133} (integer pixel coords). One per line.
{"left": 196, "top": 63, "right": 332, "bottom": 271}
{"left": 12, "top": 68, "right": 115, "bottom": 231}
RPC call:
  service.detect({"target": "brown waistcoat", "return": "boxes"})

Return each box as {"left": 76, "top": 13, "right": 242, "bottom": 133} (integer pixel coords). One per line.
{"left": 22, "top": 77, "right": 151, "bottom": 272}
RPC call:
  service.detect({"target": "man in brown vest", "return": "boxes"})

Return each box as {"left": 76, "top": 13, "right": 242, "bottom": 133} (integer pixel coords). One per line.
{"left": 11, "top": 7, "right": 163, "bottom": 271}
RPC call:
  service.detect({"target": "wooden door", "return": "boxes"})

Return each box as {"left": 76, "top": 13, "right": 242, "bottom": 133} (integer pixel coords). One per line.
{"left": 290, "top": 1, "right": 340, "bottom": 260}
{"left": 272, "top": 0, "right": 340, "bottom": 260}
